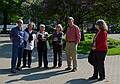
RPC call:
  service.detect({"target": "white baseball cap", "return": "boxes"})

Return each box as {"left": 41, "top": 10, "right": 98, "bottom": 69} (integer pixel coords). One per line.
{"left": 68, "top": 17, "right": 74, "bottom": 20}
{"left": 40, "top": 24, "right": 45, "bottom": 28}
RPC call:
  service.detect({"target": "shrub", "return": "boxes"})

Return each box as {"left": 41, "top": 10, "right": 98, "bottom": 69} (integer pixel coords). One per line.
{"left": 108, "top": 38, "right": 120, "bottom": 48}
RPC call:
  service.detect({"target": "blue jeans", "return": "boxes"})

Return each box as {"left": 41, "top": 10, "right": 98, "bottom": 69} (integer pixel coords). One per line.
{"left": 11, "top": 45, "right": 23, "bottom": 70}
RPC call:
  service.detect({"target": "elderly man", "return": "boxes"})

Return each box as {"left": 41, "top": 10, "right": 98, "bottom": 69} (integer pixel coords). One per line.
{"left": 65, "top": 17, "right": 81, "bottom": 72}
{"left": 10, "top": 19, "right": 25, "bottom": 73}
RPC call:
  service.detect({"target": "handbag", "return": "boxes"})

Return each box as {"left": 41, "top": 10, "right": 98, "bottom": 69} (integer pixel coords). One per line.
{"left": 88, "top": 49, "right": 96, "bottom": 66}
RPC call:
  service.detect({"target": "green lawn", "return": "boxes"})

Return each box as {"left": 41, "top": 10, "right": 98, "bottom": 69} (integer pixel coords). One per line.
{"left": 108, "top": 47, "right": 120, "bottom": 55}
{"left": 77, "top": 34, "right": 120, "bottom": 56}
{"left": 48, "top": 33, "right": 120, "bottom": 56}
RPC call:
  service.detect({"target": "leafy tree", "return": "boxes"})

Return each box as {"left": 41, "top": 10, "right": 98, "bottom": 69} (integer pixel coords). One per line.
{"left": 43, "top": 0, "right": 120, "bottom": 40}
{"left": 21, "top": 0, "right": 45, "bottom": 29}
{"left": 0, "top": 0, "right": 22, "bottom": 32}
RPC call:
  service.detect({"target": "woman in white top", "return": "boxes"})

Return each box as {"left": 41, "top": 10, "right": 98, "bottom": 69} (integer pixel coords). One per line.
{"left": 22, "top": 22, "right": 36, "bottom": 68}
{"left": 37, "top": 24, "right": 49, "bottom": 68}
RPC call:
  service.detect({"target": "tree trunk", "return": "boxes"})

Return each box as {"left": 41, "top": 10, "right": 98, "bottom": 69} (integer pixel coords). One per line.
{"left": 3, "top": 9, "right": 8, "bottom": 32}
{"left": 80, "top": 24, "right": 85, "bottom": 41}
{"left": 76, "top": 18, "right": 85, "bottom": 41}
{"left": 81, "top": 26, "right": 85, "bottom": 41}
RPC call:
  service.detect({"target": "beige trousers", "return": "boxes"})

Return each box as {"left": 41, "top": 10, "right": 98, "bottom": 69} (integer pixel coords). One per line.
{"left": 66, "top": 42, "right": 78, "bottom": 68}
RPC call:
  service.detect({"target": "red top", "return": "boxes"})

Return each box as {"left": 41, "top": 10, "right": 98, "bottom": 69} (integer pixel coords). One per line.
{"left": 95, "top": 30, "right": 108, "bottom": 51}
{"left": 66, "top": 24, "right": 81, "bottom": 43}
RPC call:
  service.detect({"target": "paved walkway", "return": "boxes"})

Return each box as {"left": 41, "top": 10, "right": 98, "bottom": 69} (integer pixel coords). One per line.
{"left": 108, "top": 34, "right": 120, "bottom": 40}
{"left": 0, "top": 34, "right": 120, "bottom": 84}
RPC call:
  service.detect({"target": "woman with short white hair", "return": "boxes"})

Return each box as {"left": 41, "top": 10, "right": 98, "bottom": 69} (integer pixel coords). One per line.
{"left": 37, "top": 24, "right": 49, "bottom": 68}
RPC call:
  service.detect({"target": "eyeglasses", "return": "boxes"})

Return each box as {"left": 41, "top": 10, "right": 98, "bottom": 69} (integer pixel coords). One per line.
{"left": 40, "top": 26, "right": 45, "bottom": 28}
{"left": 56, "top": 26, "right": 61, "bottom": 28}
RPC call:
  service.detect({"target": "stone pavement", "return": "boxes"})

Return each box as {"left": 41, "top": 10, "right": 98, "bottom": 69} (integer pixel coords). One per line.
{"left": 108, "top": 34, "right": 120, "bottom": 40}
{"left": 0, "top": 35, "right": 120, "bottom": 84}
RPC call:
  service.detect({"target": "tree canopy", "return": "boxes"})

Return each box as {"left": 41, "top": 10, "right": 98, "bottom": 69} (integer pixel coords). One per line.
{"left": 0, "top": 0, "right": 120, "bottom": 32}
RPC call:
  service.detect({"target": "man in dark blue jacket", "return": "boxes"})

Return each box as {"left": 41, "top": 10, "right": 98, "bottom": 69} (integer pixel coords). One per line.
{"left": 10, "top": 19, "right": 25, "bottom": 73}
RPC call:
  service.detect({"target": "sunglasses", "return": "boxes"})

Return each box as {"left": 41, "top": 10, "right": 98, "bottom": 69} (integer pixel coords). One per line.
{"left": 18, "top": 22, "right": 22, "bottom": 24}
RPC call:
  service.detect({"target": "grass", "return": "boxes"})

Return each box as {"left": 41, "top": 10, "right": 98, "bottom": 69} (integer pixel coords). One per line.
{"left": 77, "top": 33, "right": 120, "bottom": 56}
{"left": 77, "top": 34, "right": 93, "bottom": 54}
{"left": 48, "top": 33, "right": 120, "bottom": 56}
{"left": 108, "top": 47, "right": 120, "bottom": 55}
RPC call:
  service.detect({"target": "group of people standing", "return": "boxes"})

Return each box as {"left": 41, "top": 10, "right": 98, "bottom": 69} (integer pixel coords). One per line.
{"left": 10, "top": 17, "right": 108, "bottom": 81}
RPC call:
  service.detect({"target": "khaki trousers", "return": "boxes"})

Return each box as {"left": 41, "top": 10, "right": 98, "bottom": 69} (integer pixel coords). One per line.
{"left": 66, "top": 42, "right": 78, "bottom": 68}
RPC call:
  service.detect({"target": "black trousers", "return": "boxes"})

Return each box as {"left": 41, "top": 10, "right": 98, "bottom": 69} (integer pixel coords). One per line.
{"left": 53, "top": 43, "right": 62, "bottom": 67}
{"left": 37, "top": 48, "right": 48, "bottom": 67}
{"left": 23, "top": 49, "right": 32, "bottom": 66}
{"left": 93, "top": 51, "right": 107, "bottom": 79}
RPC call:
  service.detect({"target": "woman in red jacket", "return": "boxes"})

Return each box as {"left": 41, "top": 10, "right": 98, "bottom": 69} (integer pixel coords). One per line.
{"left": 89, "top": 19, "right": 108, "bottom": 81}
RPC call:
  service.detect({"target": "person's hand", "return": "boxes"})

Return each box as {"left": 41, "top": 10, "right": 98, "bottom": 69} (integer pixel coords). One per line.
{"left": 75, "top": 41, "right": 78, "bottom": 45}
{"left": 92, "top": 47, "right": 96, "bottom": 50}
{"left": 75, "top": 43, "right": 78, "bottom": 45}
{"left": 42, "top": 38, "right": 46, "bottom": 41}
{"left": 53, "top": 37, "right": 58, "bottom": 41}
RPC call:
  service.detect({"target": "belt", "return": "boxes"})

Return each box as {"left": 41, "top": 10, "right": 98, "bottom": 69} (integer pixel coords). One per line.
{"left": 67, "top": 41, "right": 75, "bottom": 43}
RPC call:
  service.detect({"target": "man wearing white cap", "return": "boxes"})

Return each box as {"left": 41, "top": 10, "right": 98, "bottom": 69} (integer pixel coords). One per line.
{"left": 10, "top": 19, "right": 25, "bottom": 73}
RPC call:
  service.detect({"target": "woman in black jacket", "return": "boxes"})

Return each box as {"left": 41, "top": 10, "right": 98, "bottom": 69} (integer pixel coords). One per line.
{"left": 52, "top": 24, "right": 63, "bottom": 68}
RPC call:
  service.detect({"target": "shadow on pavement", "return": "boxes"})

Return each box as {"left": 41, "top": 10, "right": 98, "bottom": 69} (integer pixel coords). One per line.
{"left": 65, "top": 78, "right": 98, "bottom": 84}
{"left": 5, "top": 69, "right": 70, "bottom": 83}
{"left": 0, "top": 68, "right": 11, "bottom": 74}
{"left": 9, "top": 67, "right": 52, "bottom": 76}
{"left": 0, "top": 44, "right": 12, "bottom": 58}
{"left": 0, "top": 44, "right": 38, "bottom": 61}
{"left": 0, "top": 43, "right": 88, "bottom": 60}
{"left": 0, "top": 67, "right": 50, "bottom": 75}
{"left": 0, "top": 40, "right": 11, "bottom": 43}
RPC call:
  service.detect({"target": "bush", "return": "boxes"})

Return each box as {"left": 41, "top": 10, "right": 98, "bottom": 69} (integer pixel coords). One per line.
{"left": 77, "top": 34, "right": 93, "bottom": 54}
{"left": 108, "top": 38, "right": 120, "bottom": 48}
